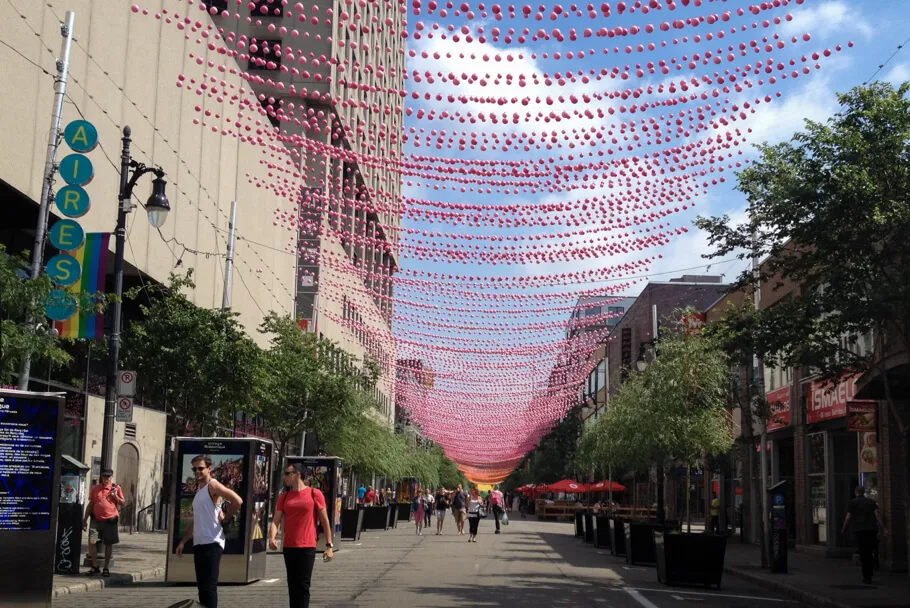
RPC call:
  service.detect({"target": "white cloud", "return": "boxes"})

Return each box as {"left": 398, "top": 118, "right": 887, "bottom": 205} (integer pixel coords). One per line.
{"left": 885, "top": 63, "right": 910, "bottom": 86}
{"left": 780, "top": 0, "right": 873, "bottom": 40}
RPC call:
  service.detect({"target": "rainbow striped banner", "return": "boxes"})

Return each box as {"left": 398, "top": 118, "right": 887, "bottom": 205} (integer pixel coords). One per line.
{"left": 54, "top": 232, "right": 110, "bottom": 339}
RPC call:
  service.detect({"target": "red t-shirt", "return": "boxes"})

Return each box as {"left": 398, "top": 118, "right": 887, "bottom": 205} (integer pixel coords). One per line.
{"left": 365, "top": 490, "right": 377, "bottom": 504}
{"left": 90, "top": 484, "right": 123, "bottom": 521}
{"left": 276, "top": 488, "right": 326, "bottom": 548}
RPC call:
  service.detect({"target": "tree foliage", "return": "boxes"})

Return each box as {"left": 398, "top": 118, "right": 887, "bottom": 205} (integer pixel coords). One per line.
{"left": 0, "top": 245, "right": 77, "bottom": 384}
{"left": 696, "top": 81, "right": 910, "bottom": 395}
{"left": 121, "top": 272, "right": 262, "bottom": 433}
{"left": 581, "top": 321, "right": 733, "bottom": 479}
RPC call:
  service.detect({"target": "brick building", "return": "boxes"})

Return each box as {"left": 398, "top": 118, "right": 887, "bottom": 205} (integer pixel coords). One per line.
{"left": 705, "top": 267, "right": 909, "bottom": 572}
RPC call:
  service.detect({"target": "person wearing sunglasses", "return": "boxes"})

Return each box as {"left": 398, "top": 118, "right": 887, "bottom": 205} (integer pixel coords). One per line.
{"left": 175, "top": 455, "right": 244, "bottom": 608}
{"left": 270, "top": 463, "right": 335, "bottom": 608}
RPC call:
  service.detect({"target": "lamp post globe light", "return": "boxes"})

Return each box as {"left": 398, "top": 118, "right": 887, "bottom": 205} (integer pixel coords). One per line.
{"left": 99, "top": 126, "right": 170, "bottom": 471}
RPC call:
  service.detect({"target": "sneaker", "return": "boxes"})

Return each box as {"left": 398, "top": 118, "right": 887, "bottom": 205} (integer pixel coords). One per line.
{"left": 495, "top": 530, "right": 501, "bottom": 534}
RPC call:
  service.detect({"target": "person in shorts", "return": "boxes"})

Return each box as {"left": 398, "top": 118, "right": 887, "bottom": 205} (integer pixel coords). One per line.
{"left": 82, "top": 468, "right": 124, "bottom": 577}
{"left": 434, "top": 487, "right": 450, "bottom": 535}
{"left": 451, "top": 483, "right": 468, "bottom": 536}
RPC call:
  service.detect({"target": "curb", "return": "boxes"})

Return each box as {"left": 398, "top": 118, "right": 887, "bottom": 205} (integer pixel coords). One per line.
{"left": 723, "top": 565, "right": 851, "bottom": 608}
{"left": 53, "top": 566, "right": 165, "bottom": 597}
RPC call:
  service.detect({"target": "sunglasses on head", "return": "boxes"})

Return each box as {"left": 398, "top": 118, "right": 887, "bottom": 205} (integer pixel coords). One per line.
{"left": 191, "top": 466, "right": 207, "bottom": 472}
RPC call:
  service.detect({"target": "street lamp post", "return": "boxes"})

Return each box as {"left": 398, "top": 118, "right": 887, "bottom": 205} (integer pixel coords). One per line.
{"left": 99, "top": 126, "right": 170, "bottom": 471}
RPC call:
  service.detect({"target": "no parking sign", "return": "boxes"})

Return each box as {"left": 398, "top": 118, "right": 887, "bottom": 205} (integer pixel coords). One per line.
{"left": 115, "top": 397, "right": 133, "bottom": 423}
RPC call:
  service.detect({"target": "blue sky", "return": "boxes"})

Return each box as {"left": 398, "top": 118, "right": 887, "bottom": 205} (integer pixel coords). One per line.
{"left": 390, "top": 0, "right": 910, "bottom": 472}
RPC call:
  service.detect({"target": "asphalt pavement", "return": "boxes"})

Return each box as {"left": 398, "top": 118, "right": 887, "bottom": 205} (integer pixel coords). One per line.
{"left": 52, "top": 516, "right": 803, "bottom": 608}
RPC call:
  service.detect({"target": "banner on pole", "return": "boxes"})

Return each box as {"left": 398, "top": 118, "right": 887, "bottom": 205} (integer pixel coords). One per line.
{"left": 54, "top": 232, "right": 110, "bottom": 339}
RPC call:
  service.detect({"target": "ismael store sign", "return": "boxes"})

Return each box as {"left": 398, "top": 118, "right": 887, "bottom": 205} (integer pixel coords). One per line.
{"left": 808, "top": 376, "right": 858, "bottom": 424}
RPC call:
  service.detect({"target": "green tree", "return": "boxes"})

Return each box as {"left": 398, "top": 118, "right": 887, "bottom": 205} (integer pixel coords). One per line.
{"left": 585, "top": 322, "right": 733, "bottom": 529}
{"left": 0, "top": 245, "right": 79, "bottom": 384}
{"left": 696, "top": 81, "right": 910, "bottom": 565}
{"left": 121, "top": 272, "right": 261, "bottom": 434}
{"left": 524, "top": 405, "right": 583, "bottom": 483}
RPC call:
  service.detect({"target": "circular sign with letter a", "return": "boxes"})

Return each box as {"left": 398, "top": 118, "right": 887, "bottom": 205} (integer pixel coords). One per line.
{"left": 46, "top": 253, "right": 82, "bottom": 287}
{"left": 63, "top": 120, "right": 99, "bottom": 153}
{"left": 48, "top": 219, "right": 86, "bottom": 251}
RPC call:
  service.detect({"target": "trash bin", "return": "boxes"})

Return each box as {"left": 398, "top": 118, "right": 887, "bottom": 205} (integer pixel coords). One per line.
{"left": 55, "top": 455, "right": 90, "bottom": 574}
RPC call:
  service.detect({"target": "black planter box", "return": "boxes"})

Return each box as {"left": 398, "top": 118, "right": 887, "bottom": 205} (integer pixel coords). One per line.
{"left": 610, "top": 518, "right": 627, "bottom": 557}
{"left": 574, "top": 512, "right": 585, "bottom": 538}
{"left": 361, "top": 506, "right": 390, "bottom": 531}
{"left": 397, "top": 502, "right": 412, "bottom": 523}
{"left": 593, "top": 516, "right": 611, "bottom": 550}
{"left": 340, "top": 509, "right": 364, "bottom": 541}
{"left": 584, "top": 513, "right": 595, "bottom": 544}
{"left": 387, "top": 504, "right": 397, "bottom": 529}
{"left": 624, "top": 522, "right": 660, "bottom": 565}
{"left": 654, "top": 531, "right": 727, "bottom": 589}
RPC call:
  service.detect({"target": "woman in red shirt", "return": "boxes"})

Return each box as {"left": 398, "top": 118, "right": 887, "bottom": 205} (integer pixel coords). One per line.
{"left": 269, "top": 463, "right": 335, "bottom": 608}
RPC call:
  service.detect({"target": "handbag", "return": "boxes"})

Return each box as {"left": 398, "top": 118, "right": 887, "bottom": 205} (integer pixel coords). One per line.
{"left": 501, "top": 512, "right": 510, "bottom": 526}
{"left": 478, "top": 506, "right": 487, "bottom": 519}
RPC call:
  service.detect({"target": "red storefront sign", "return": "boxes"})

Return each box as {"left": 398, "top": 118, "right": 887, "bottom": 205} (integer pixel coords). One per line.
{"left": 808, "top": 376, "right": 858, "bottom": 424}
{"left": 846, "top": 400, "right": 877, "bottom": 432}
{"left": 766, "top": 386, "right": 791, "bottom": 431}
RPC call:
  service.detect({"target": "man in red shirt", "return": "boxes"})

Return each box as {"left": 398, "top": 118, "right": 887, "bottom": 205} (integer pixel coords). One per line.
{"left": 365, "top": 486, "right": 377, "bottom": 505}
{"left": 82, "top": 468, "right": 124, "bottom": 576}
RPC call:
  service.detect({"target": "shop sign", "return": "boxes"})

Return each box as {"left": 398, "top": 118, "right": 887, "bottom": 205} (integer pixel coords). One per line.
{"left": 808, "top": 375, "right": 857, "bottom": 424}
{"left": 847, "top": 400, "right": 877, "bottom": 432}
{"left": 766, "top": 386, "right": 791, "bottom": 431}
{"left": 684, "top": 312, "right": 706, "bottom": 336}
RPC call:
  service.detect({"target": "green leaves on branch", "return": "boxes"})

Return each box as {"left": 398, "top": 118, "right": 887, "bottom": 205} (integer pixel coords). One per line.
{"left": 121, "top": 272, "right": 261, "bottom": 435}
{"left": 696, "top": 81, "right": 910, "bottom": 388}
{"left": 580, "top": 321, "right": 733, "bottom": 475}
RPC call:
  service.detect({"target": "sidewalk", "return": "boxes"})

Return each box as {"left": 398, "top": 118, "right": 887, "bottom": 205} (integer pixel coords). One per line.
{"left": 723, "top": 541, "right": 910, "bottom": 608}
{"left": 53, "top": 532, "right": 167, "bottom": 597}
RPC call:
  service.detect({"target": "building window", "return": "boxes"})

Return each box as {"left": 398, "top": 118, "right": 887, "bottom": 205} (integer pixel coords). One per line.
{"left": 250, "top": 0, "right": 282, "bottom": 16}
{"left": 585, "top": 305, "right": 602, "bottom": 317}
{"left": 202, "top": 0, "right": 229, "bottom": 11}
{"left": 248, "top": 39, "right": 282, "bottom": 71}
{"left": 608, "top": 306, "right": 625, "bottom": 317}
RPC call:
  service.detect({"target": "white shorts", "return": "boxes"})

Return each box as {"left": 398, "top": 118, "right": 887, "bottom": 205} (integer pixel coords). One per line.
{"left": 436, "top": 509, "right": 447, "bottom": 520}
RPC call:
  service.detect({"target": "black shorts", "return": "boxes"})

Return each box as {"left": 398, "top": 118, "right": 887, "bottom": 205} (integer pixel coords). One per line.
{"left": 89, "top": 517, "right": 120, "bottom": 545}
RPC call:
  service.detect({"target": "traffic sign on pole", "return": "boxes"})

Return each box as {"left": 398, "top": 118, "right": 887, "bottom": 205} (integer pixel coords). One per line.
{"left": 117, "top": 370, "right": 137, "bottom": 397}
{"left": 115, "top": 397, "right": 133, "bottom": 423}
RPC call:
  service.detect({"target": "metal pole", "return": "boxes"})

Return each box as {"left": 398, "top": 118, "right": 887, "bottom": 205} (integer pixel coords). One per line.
{"left": 651, "top": 304, "right": 658, "bottom": 341}
{"left": 100, "top": 127, "right": 133, "bottom": 472}
{"left": 18, "top": 11, "right": 75, "bottom": 389}
{"left": 222, "top": 200, "right": 237, "bottom": 311}
{"left": 752, "top": 220, "right": 770, "bottom": 565}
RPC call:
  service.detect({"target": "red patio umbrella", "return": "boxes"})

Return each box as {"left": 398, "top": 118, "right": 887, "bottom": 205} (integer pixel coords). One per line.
{"left": 544, "top": 479, "right": 589, "bottom": 493}
{"left": 589, "top": 480, "right": 626, "bottom": 492}
{"left": 712, "top": 480, "right": 743, "bottom": 496}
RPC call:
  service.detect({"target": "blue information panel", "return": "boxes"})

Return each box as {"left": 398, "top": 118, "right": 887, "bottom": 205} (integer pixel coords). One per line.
{"left": 0, "top": 395, "right": 60, "bottom": 531}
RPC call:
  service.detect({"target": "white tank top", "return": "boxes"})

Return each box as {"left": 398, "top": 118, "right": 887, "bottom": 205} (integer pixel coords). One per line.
{"left": 192, "top": 481, "right": 225, "bottom": 548}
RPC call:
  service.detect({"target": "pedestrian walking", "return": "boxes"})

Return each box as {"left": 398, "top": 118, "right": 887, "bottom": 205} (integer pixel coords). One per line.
{"left": 490, "top": 485, "right": 505, "bottom": 534}
{"left": 842, "top": 486, "right": 888, "bottom": 585}
{"left": 365, "top": 486, "right": 377, "bottom": 505}
{"left": 519, "top": 493, "right": 528, "bottom": 518}
{"left": 435, "top": 487, "right": 450, "bottom": 535}
{"left": 175, "top": 455, "right": 244, "bottom": 608}
{"left": 412, "top": 489, "right": 426, "bottom": 535}
{"left": 82, "top": 468, "right": 124, "bottom": 577}
{"left": 512, "top": 493, "right": 520, "bottom": 514}
{"left": 467, "top": 486, "right": 484, "bottom": 543}
{"left": 357, "top": 484, "right": 366, "bottom": 504}
{"left": 710, "top": 492, "right": 721, "bottom": 534}
{"left": 424, "top": 487, "right": 435, "bottom": 527}
{"left": 269, "top": 463, "right": 334, "bottom": 608}
{"left": 451, "top": 483, "right": 468, "bottom": 536}
{"left": 384, "top": 487, "right": 394, "bottom": 505}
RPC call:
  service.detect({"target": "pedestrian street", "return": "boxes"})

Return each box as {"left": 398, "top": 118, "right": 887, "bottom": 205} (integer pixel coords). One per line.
{"left": 53, "top": 518, "right": 799, "bottom": 608}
